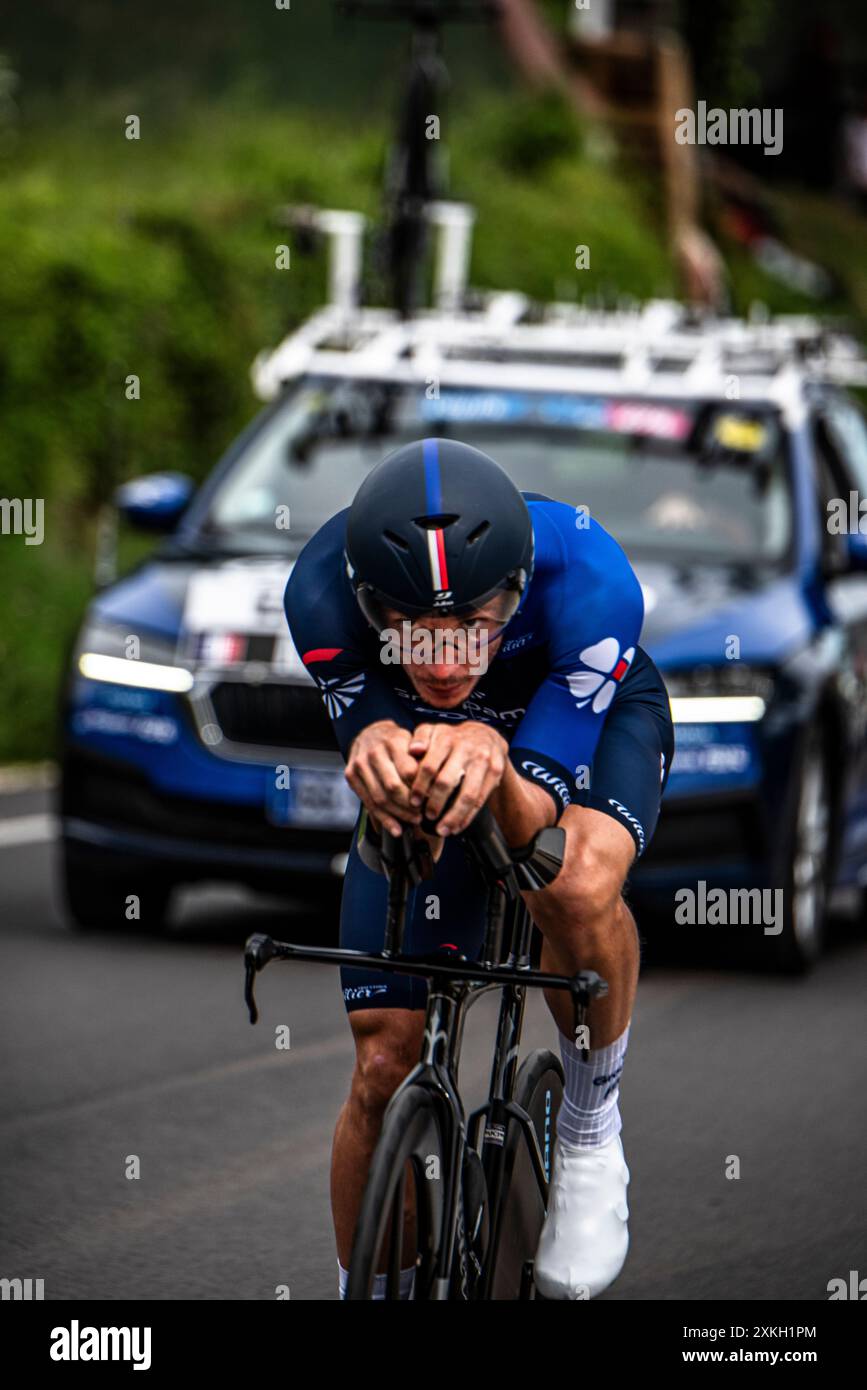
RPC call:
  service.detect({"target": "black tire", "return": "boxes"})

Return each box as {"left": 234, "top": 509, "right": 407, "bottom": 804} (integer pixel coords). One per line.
{"left": 346, "top": 1084, "right": 448, "bottom": 1300}
{"left": 61, "top": 843, "right": 173, "bottom": 933}
{"left": 488, "top": 1048, "right": 564, "bottom": 1300}
{"left": 767, "top": 732, "right": 832, "bottom": 973}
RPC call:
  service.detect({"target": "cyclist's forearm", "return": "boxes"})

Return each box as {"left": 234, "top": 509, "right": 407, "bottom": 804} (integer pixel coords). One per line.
{"left": 487, "top": 760, "right": 557, "bottom": 847}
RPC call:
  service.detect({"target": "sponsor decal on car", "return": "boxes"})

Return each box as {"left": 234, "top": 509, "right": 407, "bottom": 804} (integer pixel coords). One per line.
{"left": 71, "top": 709, "right": 179, "bottom": 744}
{"left": 418, "top": 389, "right": 693, "bottom": 441}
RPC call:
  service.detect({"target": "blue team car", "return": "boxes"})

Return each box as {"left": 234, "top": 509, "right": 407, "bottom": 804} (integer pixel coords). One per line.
{"left": 59, "top": 265, "right": 867, "bottom": 972}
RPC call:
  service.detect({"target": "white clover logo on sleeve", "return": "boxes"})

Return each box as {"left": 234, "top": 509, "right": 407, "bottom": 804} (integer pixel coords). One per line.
{"left": 566, "top": 638, "right": 635, "bottom": 713}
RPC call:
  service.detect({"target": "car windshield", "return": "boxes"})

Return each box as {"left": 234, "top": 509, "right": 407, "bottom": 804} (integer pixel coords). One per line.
{"left": 196, "top": 378, "right": 793, "bottom": 566}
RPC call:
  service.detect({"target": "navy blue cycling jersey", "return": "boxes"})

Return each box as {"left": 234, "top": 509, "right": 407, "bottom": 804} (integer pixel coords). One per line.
{"left": 284, "top": 496, "right": 650, "bottom": 816}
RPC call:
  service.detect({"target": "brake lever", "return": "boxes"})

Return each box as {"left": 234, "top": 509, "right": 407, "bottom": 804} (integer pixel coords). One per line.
{"left": 569, "top": 970, "right": 609, "bottom": 1061}
{"left": 244, "top": 933, "right": 278, "bottom": 1025}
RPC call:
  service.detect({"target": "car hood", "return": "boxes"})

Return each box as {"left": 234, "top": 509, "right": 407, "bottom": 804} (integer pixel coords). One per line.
{"left": 90, "top": 552, "right": 299, "bottom": 649}
{"left": 635, "top": 559, "right": 814, "bottom": 667}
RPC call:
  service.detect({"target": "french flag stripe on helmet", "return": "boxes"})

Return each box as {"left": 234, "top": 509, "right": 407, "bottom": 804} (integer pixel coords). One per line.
{"left": 426, "top": 527, "right": 448, "bottom": 590}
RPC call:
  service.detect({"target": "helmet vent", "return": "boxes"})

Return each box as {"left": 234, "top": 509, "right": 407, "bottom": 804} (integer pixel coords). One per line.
{"left": 384, "top": 529, "right": 410, "bottom": 552}
{"left": 415, "top": 514, "right": 459, "bottom": 530}
{"left": 466, "top": 521, "right": 490, "bottom": 546}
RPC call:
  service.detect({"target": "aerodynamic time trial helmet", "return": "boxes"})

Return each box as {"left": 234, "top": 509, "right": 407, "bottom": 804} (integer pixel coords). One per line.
{"left": 344, "top": 437, "right": 534, "bottom": 634}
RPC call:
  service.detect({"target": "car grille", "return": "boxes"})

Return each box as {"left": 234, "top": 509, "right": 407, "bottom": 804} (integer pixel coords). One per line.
{"left": 210, "top": 681, "right": 337, "bottom": 751}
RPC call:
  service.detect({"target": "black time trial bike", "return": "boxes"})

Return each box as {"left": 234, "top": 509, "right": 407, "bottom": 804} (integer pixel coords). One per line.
{"left": 243, "top": 803, "right": 607, "bottom": 1300}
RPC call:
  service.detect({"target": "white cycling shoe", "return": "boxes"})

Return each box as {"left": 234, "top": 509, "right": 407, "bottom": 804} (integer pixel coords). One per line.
{"left": 533, "top": 1132, "right": 630, "bottom": 1300}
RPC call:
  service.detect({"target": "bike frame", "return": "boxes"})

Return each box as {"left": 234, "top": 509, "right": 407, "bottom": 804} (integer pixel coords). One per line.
{"left": 244, "top": 811, "right": 606, "bottom": 1300}
{"left": 400, "top": 890, "right": 557, "bottom": 1299}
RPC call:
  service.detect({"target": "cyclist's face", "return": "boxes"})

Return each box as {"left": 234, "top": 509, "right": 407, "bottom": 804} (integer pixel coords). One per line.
{"left": 380, "top": 597, "right": 510, "bottom": 708}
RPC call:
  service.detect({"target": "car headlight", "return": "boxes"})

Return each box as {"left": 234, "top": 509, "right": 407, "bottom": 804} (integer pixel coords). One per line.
{"left": 664, "top": 665, "right": 775, "bottom": 723}
{"left": 75, "top": 618, "right": 193, "bottom": 693}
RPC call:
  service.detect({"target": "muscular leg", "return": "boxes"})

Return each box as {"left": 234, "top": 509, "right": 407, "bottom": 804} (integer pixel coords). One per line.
{"left": 524, "top": 805, "right": 638, "bottom": 1048}
{"left": 332, "top": 1007, "right": 426, "bottom": 1270}
{"left": 530, "top": 805, "right": 640, "bottom": 1299}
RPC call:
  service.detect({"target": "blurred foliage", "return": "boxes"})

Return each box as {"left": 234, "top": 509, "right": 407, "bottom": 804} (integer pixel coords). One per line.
{"left": 0, "top": 536, "right": 92, "bottom": 762}
{"left": 451, "top": 94, "right": 671, "bottom": 301}
{"left": 0, "top": 94, "right": 674, "bottom": 522}
{"left": 676, "top": 0, "right": 777, "bottom": 108}
{"left": 676, "top": 0, "right": 867, "bottom": 111}
{"left": 0, "top": 0, "right": 510, "bottom": 123}
{"left": 489, "top": 87, "right": 583, "bottom": 175}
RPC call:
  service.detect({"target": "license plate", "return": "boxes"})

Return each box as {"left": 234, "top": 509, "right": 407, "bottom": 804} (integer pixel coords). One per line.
{"left": 267, "top": 769, "right": 359, "bottom": 829}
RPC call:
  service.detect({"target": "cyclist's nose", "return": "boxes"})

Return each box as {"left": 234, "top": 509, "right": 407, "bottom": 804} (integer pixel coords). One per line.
{"left": 425, "top": 660, "right": 470, "bottom": 681}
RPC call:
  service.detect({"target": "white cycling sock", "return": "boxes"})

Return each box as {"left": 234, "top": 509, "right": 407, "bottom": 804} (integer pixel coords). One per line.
{"left": 337, "top": 1259, "right": 416, "bottom": 1300}
{"left": 556, "top": 1021, "right": 630, "bottom": 1149}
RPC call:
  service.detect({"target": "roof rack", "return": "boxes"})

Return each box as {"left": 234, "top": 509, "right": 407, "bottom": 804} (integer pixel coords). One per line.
{"left": 251, "top": 204, "right": 867, "bottom": 414}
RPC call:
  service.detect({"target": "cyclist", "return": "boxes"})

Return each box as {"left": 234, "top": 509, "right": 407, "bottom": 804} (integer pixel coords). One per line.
{"left": 284, "top": 437, "right": 674, "bottom": 1300}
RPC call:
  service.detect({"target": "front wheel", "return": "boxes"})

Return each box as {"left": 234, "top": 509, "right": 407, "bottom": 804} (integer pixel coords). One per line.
{"left": 346, "top": 1084, "right": 448, "bottom": 1300}
{"left": 488, "top": 1048, "right": 564, "bottom": 1300}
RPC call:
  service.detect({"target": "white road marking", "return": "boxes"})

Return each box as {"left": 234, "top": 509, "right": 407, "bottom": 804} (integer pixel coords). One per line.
{"left": 0, "top": 813, "right": 57, "bottom": 847}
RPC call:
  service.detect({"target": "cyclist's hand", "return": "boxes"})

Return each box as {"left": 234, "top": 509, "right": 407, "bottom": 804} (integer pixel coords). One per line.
{"left": 345, "top": 721, "right": 422, "bottom": 837}
{"left": 408, "top": 721, "right": 508, "bottom": 835}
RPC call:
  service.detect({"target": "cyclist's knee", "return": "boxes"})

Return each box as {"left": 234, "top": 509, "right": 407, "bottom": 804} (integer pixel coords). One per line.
{"left": 348, "top": 1010, "right": 423, "bottom": 1120}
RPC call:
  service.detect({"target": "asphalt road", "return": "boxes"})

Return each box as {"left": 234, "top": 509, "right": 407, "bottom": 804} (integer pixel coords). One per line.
{"left": 1, "top": 785, "right": 865, "bottom": 1301}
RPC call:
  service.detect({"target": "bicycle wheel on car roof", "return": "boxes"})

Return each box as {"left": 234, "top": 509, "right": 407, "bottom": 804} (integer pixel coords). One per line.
{"left": 346, "top": 1084, "right": 448, "bottom": 1301}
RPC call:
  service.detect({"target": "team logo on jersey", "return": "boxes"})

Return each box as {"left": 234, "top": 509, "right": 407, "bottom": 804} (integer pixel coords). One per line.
{"left": 566, "top": 638, "right": 635, "bottom": 713}
{"left": 302, "top": 648, "right": 363, "bottom": 718}
{"left": 314, "top": 672, "right": 365, "bottom": 718}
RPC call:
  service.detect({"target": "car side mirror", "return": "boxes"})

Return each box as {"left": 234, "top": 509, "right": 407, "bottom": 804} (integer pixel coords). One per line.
{"left": 115, "top": 472, "right": 194, "bottom": 533}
